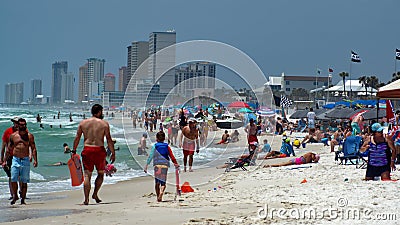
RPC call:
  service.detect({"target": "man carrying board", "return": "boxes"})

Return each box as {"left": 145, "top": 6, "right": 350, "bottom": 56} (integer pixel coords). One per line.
{"left": 73, "top": 104, "right": 115, "bottom": 205}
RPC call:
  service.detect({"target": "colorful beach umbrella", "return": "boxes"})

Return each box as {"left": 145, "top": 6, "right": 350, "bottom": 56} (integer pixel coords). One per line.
{"left": 228, "top": 101, "right": 250, "bottom": 108}
{"left": 238, "top": 108, "right": 253, "bottom": 113}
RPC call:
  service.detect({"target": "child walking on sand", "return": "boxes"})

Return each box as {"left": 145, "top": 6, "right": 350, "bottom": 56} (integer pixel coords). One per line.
{"left": 144, "top": 131, "right": 179, "bottom": 202}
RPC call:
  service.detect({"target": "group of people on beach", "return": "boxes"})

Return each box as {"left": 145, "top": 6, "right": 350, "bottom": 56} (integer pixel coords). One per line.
{"left": 1, "top": 104, "right": 116, "bottom": 206}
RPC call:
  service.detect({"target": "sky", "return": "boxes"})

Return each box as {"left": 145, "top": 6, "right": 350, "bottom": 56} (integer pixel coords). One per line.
{"left": 1, "top": 0, "right": 399, "bottom": 101}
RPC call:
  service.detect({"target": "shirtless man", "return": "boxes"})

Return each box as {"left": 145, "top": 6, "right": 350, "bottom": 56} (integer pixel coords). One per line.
{"left": 1, "top": 117, "right": 20, "bottom": 200}
{"left": 6, "top": 118, "right": 37, "bottom": 205}
{"left": 245, "top": 118, "right": 258, "bottom": 145}
{"left": 73, "top": 104, "right": 115, "bottom": 205}
{"left": 180, "top": 118, "right": 199, "bottom": 172}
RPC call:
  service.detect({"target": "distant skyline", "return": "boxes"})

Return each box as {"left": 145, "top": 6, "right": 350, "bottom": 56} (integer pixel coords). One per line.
{"left": 1, "top": 0, "right": 399, "bottom": 101}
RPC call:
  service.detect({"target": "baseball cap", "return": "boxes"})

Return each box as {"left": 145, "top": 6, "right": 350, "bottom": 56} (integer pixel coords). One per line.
{"left": 371, "top": 123, "right": 384, "bottom": 132}
{"left": 11, "top": 116, "right": 21, "bottom": 122}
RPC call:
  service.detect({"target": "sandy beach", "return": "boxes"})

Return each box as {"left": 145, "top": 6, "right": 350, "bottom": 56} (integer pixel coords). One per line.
{"left": 2, "top": 114, "right": 400, "bottom": 225}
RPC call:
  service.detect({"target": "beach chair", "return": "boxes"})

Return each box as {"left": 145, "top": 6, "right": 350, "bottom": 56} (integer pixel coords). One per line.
{"left": 356, "top": 150, "right": 368, "bottom": 169}
{"left": 225, "top": 151, "right": 257, "bottom": 172}
{"left": 335, "top": 136, "right": 363, "bottom": 166}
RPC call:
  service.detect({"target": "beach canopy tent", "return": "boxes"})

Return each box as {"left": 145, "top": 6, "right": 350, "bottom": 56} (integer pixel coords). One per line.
{"left": 228, "top": 101, "right": 250, "bottom": 108}
{"left": 289, "top": 110, "right": 307, "bottom": 119}
{"left": 325, "top": 107, "right": 360, "bottom": 119}
{"left": 377, "top": 79, "right": 400, "bottom": 99}
{"left": 316, "top": 108, "right": 337, "bottom": 120}
{"left": 362, "top": 108, "right": 386, "bottom": 120}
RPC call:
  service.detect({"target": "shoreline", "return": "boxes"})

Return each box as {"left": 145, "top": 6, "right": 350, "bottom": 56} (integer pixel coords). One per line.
{"left": 3, "top": 113, "right": 400, "bottom": 224}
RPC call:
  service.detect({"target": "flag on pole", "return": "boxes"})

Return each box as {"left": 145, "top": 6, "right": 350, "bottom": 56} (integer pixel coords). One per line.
{"left": 280, "top": 95, "right": 293, "bottom": 108}
{"left": 317, "top": 68, "right": 321, "bottom": 74}
{"left": 351, "top": 51, "right": 361, "bottom": 63}
{"left": 328, "top": 68, "right": 333, "bottom": 73}
{"left": 396, "top": 48, "right": 400, "bottom": 60}
{"left": 386, "top": 100, "right": 396, "bottom": 124}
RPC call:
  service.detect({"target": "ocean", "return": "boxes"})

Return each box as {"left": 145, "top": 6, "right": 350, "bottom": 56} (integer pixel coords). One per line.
{"left": 0, "top": 107, "right": 244, "bottom": 200}
{"left": 0, "top": 107, "right": 144, "bottom": 200}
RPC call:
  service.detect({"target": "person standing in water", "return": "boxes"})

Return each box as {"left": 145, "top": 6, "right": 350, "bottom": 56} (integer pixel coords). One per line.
{"left": 180, "top": 118, "right": 200, "bottom": 172}
{"left": 6, "top": 118, "right": 38, "bottom": 205}
{"left": 73, "top": 104, "right": 115, "bottom": 205}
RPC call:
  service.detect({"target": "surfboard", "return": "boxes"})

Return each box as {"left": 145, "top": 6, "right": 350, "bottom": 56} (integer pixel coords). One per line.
{"left": 174, "top": 167, "right": 181, "bottom": 201}
{"left": 68, "top": 153, "right": 84, "bottom": 186}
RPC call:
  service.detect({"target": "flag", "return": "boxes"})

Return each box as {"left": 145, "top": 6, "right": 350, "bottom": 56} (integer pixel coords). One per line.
{"left": 396, "top": 48, "right": 400, "bottom": 60}
{"left": 280, "top": 95, "right": 293, "bottom": 108}
{"left": 317, "top": 68, "right": 321, "bottom": 74}
{"left": 351, "top": 51, "right": 361, "bottom": 63}
{"left": 386, "top": 100, "right": 395, "bottom": 124}
{"left": 273, "top": 95, "right": 281, "bottom": 107}
{"left": 328, "top": 68, "right": 333, "bottom": 73}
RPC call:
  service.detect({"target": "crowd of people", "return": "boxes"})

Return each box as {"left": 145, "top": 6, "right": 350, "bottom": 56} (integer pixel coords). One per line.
{"left": 2, "top": 103, "right": 400, "bottom": 205}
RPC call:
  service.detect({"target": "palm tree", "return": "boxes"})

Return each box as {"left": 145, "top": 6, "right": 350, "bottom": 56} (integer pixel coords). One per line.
{"left": 367, "top": 76, "right": 379, "bottom": 96}
{"left": 339, "top": 72, "right": 349, "bottom": 97}
{"left": 392, "top": 71, "right": 400, "bottom": 82}
{"left": 358, "top": 76, "right": 369, "bottom": 97}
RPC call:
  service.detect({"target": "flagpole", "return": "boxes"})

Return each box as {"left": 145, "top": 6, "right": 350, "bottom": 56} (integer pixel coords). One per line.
{"left": 327, "top": 72, "right": 331, "bottom": 103}
{"left": 315, "top": 67, "right": 318, "bottom": 105}
{"left": 349, "top": 61, "right": 352, "bottom": 100}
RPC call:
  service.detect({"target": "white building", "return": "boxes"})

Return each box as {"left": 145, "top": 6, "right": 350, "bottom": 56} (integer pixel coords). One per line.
{"left": 324, "top": 79, "right": 377, "bottom": 97}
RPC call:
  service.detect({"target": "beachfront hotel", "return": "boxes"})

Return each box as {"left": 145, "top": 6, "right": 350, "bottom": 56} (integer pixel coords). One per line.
{"left": 4, "top": 82, "right": 24, "bottom": 104}
{"left": 148, "top": 31, "right": 176, "bottom": 94}
{"left": 30, "top": 79, "right": 42, "bottom": 103}
{"left": 126, "top": 41, "right": 149, "bottom": 92}
{"left": 118, "top": 66, "right": 127, "bottom": 92}
{"left": 51, "top": 61, "right": 68, "bottom": 104}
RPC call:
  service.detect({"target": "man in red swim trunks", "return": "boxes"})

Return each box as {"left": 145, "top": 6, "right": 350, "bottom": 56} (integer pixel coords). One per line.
{"left": 73, "top": 104, "right": 115, "bottom": 205}
{"left": 180, "top": 118, "right": 199, "bottom": 172}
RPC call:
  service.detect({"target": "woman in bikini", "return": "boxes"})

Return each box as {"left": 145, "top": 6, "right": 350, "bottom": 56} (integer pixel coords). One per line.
{"left": 263, "top": 152, "right": 320, "bottom": 167}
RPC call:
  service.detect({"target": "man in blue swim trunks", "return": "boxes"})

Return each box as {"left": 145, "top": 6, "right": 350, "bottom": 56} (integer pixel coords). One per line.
{"left": 6, "top": 118, "right": 38, "bottom": 205}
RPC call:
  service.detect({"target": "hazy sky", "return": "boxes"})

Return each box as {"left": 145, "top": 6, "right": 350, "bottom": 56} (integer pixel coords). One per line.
{"left": 1, "top": 0, "right": 399, "bottom": 101}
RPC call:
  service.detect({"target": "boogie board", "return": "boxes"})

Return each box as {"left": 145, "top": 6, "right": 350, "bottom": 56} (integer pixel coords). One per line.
{"left": 68, "top": 153, "right": 84, "bottom": 186}
{"left": 174, "top": 167, "right": 181, "bottom": 201}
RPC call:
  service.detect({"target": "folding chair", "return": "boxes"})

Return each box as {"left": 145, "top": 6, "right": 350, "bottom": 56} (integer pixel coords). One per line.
{"left": 336, "top": 136, "right": 363, "bottom": 166}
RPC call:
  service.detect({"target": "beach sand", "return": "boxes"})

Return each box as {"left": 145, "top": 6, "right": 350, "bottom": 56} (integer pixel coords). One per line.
{"left": 3, "top": 114, "right": 400, "bottom": 224}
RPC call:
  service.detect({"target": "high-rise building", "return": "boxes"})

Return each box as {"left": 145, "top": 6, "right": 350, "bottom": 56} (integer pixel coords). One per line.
{"left": 31, "top": 79, "right": 42, "bottom": 103}
{"left": 87, "top": 58, "right": 105, "bottom": 82}
{"left": 104, "top": 73, "right": 116, "bottom": 92}
{"left": 61, "top": 73, "right": 74, "bottom": 102}
{"left": 78, "top": 63, "right": 89, "bottom": 103}
{"left": 52, "top": 61, "right": 68, "bottom": 104}
{"left": 127, "top": 41, "right": 149, "bottom": 91}
{"left": 87, "top": 58, "right": 105, "bottom": 99}
{"left": 118, "top": 66, "right": 127, "bottom": 92}
{"left": 175, "top": 62, "right": 216, "bottom": 98}
{"left": 4, "top": 82, "right": 24, "bottom": 104}
{"left": 148, "top": 31, "right": 176, "bottom": 93}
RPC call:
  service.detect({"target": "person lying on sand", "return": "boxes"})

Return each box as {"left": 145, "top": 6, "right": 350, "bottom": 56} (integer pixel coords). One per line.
{"left": 263, "top": 152, "right": 320, "bottom": 167}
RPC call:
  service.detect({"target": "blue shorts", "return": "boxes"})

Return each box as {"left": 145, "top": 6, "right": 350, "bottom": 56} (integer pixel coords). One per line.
{"left": 11, "top": 156, "right": 30, "bottom": 183}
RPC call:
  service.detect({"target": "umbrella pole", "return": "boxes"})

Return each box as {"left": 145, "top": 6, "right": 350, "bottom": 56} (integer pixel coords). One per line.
{"left": 376, "top": 98, "right": 380, "bottom": 122}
